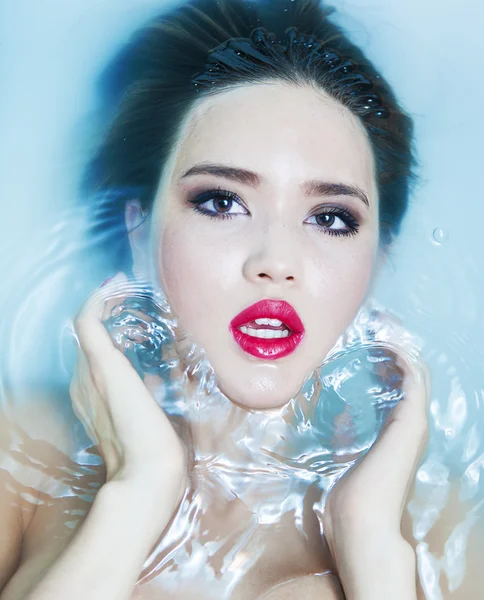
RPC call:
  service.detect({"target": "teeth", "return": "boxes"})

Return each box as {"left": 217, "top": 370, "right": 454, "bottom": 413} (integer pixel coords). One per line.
{"left": 240, "top": 328, "right": 290, "bottom": 339}
{"left": 254, "top": 318, "right": 283, "bottom": 327}
{"left": 255, "top": 318, "right": 270, "bottom": 325}
{"left": 270, "top": 318, "right": 283, "bottom": 327}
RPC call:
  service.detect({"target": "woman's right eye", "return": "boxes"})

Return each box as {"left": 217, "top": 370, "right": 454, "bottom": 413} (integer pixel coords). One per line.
{"left": 188, "top": 189, "right": 249, "bottom": 220}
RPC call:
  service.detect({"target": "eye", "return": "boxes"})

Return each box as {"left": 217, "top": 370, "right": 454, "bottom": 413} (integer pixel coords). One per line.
{"left": 305, "top": 206, "right": 359, "bottom": 237}
{"left": 188, "top": 189, "right": 249, "bottom": 219}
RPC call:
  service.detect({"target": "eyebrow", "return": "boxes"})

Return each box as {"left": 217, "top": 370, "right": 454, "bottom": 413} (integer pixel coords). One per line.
{"left": 178, "top": 163, "right": 370, "bottom": 207}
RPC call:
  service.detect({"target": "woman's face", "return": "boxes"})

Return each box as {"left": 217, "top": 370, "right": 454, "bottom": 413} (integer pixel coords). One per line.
{"left": 148, "top": 82, "right": 380, "bottom": 410}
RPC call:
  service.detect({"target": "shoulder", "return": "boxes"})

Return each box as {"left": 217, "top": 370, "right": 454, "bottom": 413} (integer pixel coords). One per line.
{"left": 403, "top": 482, "right": 484, "bottom": 599}
{"left": 0, "top": 388, "right": 98, "bottom": 518}
{"left": 257, "top": 574, "right": 344, "bottom": 600}
{"left": 0, "top": 389, "right": 105, "bottom": 597}
{"left": 0, "top": 466, "right": 23, "bottom": 592}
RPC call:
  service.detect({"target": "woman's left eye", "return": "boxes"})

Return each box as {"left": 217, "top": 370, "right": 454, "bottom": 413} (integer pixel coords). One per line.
{"left": 305, "top": 207, "right": 359, "bottom": 237}
{"left": 188, "top": 190, "right": 249, "bottom": 219}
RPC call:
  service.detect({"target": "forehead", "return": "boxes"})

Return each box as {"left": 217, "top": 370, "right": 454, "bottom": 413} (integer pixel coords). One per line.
{"left": 169, "top": 83, "right": 375, "bottom": 195}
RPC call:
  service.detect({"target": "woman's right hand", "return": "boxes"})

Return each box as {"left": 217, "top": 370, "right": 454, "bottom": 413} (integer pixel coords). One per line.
{"left": 69, "top": 273, "right": 187, "bottom": 515}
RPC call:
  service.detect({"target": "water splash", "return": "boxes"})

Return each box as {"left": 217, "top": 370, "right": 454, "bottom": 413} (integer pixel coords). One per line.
{"left": 80, "top": 282, "right": 421, "bottom": 593}
{"left": 1, "top": 218, "right": 483, "bottom": 598}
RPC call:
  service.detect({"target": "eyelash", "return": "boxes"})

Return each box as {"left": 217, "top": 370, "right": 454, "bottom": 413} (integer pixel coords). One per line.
{"left": 188, "top": 188, "right": 245, "bottom": 221}
{"left": 187, "top": 188, "right": 360, "bottom": 237}
{"left": 308, "top": 206, "right": 360, "bottom": 237}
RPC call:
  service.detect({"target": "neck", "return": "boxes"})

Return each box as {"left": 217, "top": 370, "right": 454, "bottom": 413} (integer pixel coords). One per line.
{"left": 165, "top": 369, "right": 345, "bottom": 514}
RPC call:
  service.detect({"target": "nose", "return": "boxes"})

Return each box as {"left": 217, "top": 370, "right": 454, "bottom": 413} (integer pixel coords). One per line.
{"left": 242, "top": 224, "right": 300, "bottom": 286}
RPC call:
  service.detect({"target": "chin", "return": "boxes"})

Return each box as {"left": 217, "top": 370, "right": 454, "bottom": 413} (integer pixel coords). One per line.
{"left": 217, "top": 370, "right": 306, "bottom": 411}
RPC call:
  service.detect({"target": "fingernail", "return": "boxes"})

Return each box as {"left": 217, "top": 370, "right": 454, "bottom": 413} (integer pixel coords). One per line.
{"left": 101, "top": 277, "right": 113, "bottom": 287}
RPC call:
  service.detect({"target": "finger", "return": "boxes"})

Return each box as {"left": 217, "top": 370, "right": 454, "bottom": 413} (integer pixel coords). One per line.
{"left": 73, "top": 276, "right": 179, "bottom": 454}
{"left": 71, "top": 350, "right": 113, "bottom": 443}
{"left": 351, "top": 355, "right": 430, "bottom": 512}
{"left": 69, "top": 357, "right": 99, "bottom": 444}
{"left": 70, "top": 350, "right": 123, "bottom": 474}
{"left": 74, "top": 273, "right": 133, "bottom": 386}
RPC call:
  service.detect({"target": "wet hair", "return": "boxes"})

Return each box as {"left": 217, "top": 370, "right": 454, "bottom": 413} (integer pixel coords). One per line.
{"left": 83, "top": 0, "right": 416, "bottom": 271}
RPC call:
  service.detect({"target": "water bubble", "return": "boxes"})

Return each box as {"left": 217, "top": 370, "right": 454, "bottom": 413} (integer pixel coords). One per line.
{"left": 432, "top": 227, "right": 448, "bottom": 244}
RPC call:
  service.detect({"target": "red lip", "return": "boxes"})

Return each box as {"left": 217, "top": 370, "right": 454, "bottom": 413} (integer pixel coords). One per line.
{"left": 229, "top": 299, "right": 305, "bottom": 360}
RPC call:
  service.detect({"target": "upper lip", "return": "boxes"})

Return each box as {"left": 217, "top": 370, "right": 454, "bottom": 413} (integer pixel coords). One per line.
{"left": 229, "top": 299, "right": 305, "bottom": 334}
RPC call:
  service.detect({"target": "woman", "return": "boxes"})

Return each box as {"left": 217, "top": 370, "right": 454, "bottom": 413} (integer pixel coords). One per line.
{"left": 0, "top": 0, "right": 445, "bottom": 597}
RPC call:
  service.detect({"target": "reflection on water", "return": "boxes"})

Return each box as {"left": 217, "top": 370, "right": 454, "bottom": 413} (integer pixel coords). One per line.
{"left": 100, "top": 286, "right": 412, "bottom": 595}
{"left": 0, "top": 213, "right": 483, "bottom": 598}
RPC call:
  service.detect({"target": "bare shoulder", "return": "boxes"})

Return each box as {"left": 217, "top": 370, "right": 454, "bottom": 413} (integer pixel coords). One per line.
{"left": 256, "top": 574, "right": 344, "bottom": 600}
{"left": 0, "top": 465, "right": 23, "bottom": 593}
{"left": 0, "top": 389, "right": 105, "bottom": 599}
{"left": 403, "top": 482, "right": 484, "bottom": 600}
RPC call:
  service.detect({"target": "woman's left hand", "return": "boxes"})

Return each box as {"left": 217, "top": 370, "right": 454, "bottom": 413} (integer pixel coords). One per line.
{"left": 322, "top": 348, "right": 430, "bottom": 600}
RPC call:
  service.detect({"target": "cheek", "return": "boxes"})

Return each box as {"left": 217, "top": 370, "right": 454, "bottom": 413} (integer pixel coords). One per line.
{"left": 330, "top": 245, "right": 375, "bottom": 303}
{"left": 334, "top": 256, "right": 374, "bottom": 321}
{"left": 157, "top": 221, "right": 239, "bottom": 330}
{"left": 306, "top": 239, "right": 377, "bottom": 350}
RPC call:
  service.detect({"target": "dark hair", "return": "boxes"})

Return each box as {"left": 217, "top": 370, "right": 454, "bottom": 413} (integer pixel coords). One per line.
{"left": 83, "top": 0, "right": 416, "bottom": 271}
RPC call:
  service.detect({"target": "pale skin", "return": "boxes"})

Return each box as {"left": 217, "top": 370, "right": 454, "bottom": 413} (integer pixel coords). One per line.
{"left": 0, "top": 82, "right": 479, "bottom": 599}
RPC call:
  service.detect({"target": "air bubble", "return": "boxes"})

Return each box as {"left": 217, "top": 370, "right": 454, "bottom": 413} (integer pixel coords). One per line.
{"left": 432, "top": 227, "right": 448, "bottom": 244}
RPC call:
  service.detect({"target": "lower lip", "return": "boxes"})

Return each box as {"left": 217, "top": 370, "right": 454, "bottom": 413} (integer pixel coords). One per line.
{"left": 230, "top": 328, "right": 304, "bottom": 360}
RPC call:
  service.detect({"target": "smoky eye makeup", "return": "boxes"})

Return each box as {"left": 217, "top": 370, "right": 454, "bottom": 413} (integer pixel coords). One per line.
{"left": 186, "top": 187, "right": 250, "bottom": 220}
{"left": 184, "top": 185, "right": 363, "bottom": 237}
{"left": 305, "top": 204, "right": 361, "bottom": 237}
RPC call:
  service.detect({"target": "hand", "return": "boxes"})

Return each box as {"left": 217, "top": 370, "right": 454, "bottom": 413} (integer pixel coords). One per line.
{"left": 69, "top": 273, "right": 187, "bottom": 512}
{"left": 322, "top": 335, "right": 430, "bottom": 599}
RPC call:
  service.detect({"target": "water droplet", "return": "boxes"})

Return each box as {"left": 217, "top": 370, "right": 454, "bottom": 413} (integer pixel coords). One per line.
{"left": 432, "top": 227, "right": 447, "bottom": 244}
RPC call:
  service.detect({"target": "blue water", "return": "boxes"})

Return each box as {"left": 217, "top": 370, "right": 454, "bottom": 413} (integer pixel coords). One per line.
{"left": 1, "top": 1, "right": 483, "bottom": 598}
